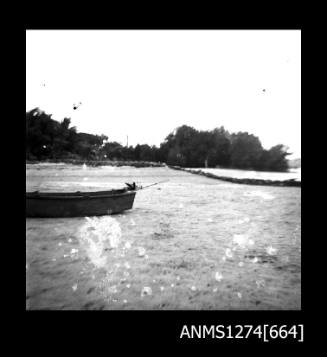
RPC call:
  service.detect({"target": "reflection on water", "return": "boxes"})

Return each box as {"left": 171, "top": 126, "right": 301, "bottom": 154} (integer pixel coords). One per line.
{"left": 26, "top": 164, "right": 301, "bottom": 310}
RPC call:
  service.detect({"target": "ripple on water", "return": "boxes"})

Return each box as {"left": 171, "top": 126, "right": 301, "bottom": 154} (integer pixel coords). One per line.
{"left": 26, "top": 166, "right": 301, "bottom": 310}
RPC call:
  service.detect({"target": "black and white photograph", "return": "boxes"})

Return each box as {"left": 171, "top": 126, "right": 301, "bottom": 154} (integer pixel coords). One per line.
{"left": 26, "top": 29, "right": 301, "bottom": 311}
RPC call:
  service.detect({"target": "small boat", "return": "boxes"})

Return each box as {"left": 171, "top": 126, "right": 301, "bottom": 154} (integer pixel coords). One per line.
{"left": 26, "top": 186, "right": 137, "bottom": 218}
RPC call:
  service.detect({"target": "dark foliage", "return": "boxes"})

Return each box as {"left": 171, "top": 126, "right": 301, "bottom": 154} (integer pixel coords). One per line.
{"left": 26, "top": 108, "right": 108, "bottom": 160}
{"left": 26, "top": 108, "right": 291, "bottom": 171}
{"left": 163, "top": 125, "right": 291, "bottom": 171}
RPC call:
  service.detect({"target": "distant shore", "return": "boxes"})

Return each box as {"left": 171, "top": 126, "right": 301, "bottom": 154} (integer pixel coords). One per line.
{"left": 169, "top": 166, "right": 301, "bottom": 187}
{"left": 25, "top": 160, "right": 301, "bottom": 186}
{"left": 26, "top": 159, "right": 166, "bottom": 168}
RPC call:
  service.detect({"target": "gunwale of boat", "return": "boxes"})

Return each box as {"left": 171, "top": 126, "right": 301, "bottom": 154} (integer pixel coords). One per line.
{"left": 26, "top": 189, "right": 134, "bottom": 200}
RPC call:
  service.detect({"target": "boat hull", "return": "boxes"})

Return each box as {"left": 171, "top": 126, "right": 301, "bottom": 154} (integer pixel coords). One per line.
{"left": 26, "top": 191, "right": 136, "bottom": 218}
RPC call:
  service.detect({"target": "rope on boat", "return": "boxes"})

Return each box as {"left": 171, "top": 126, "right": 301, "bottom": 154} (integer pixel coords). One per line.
{"left": 126, "top": 180, "right": 169, "bottom": 191}
{"left": 139, "top": 179, "right": 169, "bottom": 190}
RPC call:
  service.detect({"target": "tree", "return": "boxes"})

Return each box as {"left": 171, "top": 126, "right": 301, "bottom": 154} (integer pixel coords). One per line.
{"left": 230, "top": 132, "right": 263, "bottom": 169}
{"left": 26, "top": 108, "right": 59, "bottom": 159}
{"left": 26, "top": 108, "right": 108, "bottom": 160}
{"left": 209, "top": 127, "right": 231, "bottom": 167}
{"left": 162, "top": 125, "right": 229, "bottom": 168}
{"left": 102, "top": 142, "right": 124, "bottom": 160}
{"left": 139, "top": 144, "right": 156, "bottom": 162}
{"left": 264, "top": 145, "right": 291, "bottom": 171}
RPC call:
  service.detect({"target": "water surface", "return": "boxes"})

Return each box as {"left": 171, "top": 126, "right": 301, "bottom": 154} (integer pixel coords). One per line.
{"left": 26, "top": 164, "right": 301, "bottom": 310}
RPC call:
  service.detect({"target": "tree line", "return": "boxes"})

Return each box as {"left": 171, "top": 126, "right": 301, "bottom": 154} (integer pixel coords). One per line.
{"left": 26, "top": 108, "right": 291, "bottom": 171}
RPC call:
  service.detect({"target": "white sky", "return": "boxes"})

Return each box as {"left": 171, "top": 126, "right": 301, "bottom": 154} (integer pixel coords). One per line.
{"left": 26, "top": 30, "right": 301, "bottom": 158}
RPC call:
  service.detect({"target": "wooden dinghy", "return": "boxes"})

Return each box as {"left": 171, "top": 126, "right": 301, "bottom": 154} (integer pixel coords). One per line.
{"left": 26, "top": 186, "right": 137, "bottom": 218}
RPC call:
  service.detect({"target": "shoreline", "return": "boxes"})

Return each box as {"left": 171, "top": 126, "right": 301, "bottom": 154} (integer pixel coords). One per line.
{"left": 26, "top": 159, "right": 166, "bottom": 168}
{"left": 169, "top": 166, "right": 301, "bottom": 187}
{"left": 25, "top": 160, "right": 301, "bottom": 187}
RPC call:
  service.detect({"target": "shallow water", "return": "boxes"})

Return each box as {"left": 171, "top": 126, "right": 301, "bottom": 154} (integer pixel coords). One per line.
{"left": 26, "top": 164, "right": 301, "bottom": 310}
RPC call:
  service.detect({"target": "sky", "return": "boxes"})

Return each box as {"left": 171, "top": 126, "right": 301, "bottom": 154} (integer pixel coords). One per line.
{"left": 26, "top": 30, "right": 301, "bottom": 158}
